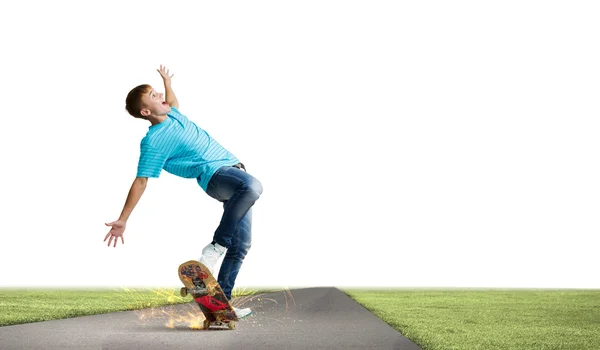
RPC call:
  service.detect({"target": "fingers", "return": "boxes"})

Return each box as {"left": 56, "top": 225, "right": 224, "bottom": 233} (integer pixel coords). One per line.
{"left": 105, "top": 233, "right": 124, "bottom": 247}
{"left": 157, "top": 64, "right": 174, "bottom": 78}
{"left": 105, "top": 222, "right": 115, "bottom": 243}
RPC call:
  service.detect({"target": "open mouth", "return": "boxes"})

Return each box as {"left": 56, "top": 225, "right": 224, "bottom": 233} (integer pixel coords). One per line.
{"left": 162, "top": 101, "right": 168, "bottom": 106}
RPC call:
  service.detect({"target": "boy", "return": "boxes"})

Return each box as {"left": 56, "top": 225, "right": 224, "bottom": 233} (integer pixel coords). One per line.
{"left": 104, "top": 65, "right": 262, "bottom": 319}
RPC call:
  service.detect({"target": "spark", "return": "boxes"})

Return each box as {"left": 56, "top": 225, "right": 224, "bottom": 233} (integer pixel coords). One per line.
{"left": 122, "top": 285, "right": 297, "bottom": 330}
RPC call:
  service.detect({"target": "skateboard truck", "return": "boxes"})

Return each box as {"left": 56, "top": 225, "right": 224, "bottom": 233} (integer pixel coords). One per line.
{"left": 180, "top": 286, "right": 209, "bottom": 297}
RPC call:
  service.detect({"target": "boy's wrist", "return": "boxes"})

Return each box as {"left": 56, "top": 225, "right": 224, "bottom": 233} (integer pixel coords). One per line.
{"left": 119, "top": 211, "right": 131, "bottom": 222}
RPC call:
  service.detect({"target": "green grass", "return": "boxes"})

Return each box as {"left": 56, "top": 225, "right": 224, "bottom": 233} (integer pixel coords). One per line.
{"left": 0, "top": 287, "right": 261, "bottom": 327}
{"left": 0, "top": 288, "right": 192, "bottom": 326}
{"left": 344, "top": 289, "right": 600, "bottom": 350}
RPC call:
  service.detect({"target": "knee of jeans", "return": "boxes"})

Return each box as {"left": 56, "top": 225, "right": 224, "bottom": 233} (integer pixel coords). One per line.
{"left": 237, "top": 242, "right": 252, "bottom": 258}
{"left": 246, "top": 179, "right": 263, "bottom": 201}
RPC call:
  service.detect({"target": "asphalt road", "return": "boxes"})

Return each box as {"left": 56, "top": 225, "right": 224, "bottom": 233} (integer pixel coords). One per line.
{"left": 0, "top": 287, "right": 422, "bottom": 349}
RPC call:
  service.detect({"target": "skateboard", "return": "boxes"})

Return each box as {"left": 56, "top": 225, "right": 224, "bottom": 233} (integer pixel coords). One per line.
{"left": 178, "top": 260, "right": 238, "bottom": 330}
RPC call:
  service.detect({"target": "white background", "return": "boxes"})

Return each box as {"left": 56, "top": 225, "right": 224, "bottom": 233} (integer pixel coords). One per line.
{"left": 1, "top": 0, "right": 598, "bottom": 289}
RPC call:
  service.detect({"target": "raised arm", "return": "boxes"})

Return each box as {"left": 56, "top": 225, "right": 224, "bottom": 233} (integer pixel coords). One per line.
{"left": 157, "top": 65, "right": 179, "bottom": 109}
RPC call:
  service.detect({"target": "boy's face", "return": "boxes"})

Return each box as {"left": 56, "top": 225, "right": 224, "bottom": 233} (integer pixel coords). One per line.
{"left": 140, "top": 86, "right": 171, "bottom": 117}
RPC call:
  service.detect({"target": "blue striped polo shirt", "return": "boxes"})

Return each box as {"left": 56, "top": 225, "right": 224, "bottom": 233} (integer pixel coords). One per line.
{"left": 136, "top": 107, "right": 240, "bottom": 191}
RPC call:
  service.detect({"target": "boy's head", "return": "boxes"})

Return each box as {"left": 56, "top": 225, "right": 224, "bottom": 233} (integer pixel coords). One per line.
{"left": 125, "top": 84, "right": 171, "bottom": 119}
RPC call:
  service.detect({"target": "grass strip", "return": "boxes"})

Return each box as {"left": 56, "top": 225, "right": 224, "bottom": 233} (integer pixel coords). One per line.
{"left": 345, "top": 289, "right": 600, "bottom": 350}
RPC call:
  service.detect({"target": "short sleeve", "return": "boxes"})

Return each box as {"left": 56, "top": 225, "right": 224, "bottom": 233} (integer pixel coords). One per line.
{"left": 136, "top": 141, "right": 168, "bottom": 178}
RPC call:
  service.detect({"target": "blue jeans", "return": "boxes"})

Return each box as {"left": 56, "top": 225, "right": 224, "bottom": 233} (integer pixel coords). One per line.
{"left": 205, "top": 165, "right": 263, "bottom": 300}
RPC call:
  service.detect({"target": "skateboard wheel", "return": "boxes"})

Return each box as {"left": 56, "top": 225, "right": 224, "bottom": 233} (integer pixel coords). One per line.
{"left": 228, "top": 321, "right": 236, "bottom": 330}
{"left": 180, "top": 287, "right": 188, "bottom": 297}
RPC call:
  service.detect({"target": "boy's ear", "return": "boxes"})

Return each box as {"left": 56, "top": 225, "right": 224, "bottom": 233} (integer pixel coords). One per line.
{"left": 140, "top": 108, "right": 150, "bottom": 117}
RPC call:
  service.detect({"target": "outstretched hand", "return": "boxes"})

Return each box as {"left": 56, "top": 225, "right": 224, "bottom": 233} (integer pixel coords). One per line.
{"left": 104, "top": 220, "right": 126, "bottom": 247}
{"left": 157, "top": 64, "right": 174, "bottom": 81}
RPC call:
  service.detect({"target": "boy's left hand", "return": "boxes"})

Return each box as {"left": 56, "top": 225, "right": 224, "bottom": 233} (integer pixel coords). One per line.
{"left": 157, "top": 64, "right": 174, "bottom": 81}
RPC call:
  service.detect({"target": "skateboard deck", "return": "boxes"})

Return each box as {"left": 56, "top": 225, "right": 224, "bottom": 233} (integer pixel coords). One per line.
{"left": 178, "top": 260, "right": 238, "bottom": 330}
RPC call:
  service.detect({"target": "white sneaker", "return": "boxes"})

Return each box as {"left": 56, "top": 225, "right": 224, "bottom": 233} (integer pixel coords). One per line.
{"left": 199, "top": 242, "right": 227, "bottom": 274}
{"left": 233, "top": 306, "right": 252, "bottom": 319}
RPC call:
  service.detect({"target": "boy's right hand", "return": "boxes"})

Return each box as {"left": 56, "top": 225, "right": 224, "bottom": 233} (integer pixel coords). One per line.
{"left": 157, "top": 64, "right": 174, "bottom": 82}
{"left": 104, "top": 220, "right": 126, "bottom": 247}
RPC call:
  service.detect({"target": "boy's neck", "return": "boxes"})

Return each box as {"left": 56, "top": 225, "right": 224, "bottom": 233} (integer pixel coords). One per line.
{"left": 148, "top": 114, "right": 168, "bottom": 126}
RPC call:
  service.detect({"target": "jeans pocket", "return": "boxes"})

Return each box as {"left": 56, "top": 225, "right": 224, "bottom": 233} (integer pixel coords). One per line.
{"left": 207, "top": 175, "right": 222, "bottom": 201}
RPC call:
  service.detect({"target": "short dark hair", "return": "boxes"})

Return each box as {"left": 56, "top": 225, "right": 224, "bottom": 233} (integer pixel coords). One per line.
{"left": 125, "top": 84, "right": 151, "bottom": 119}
